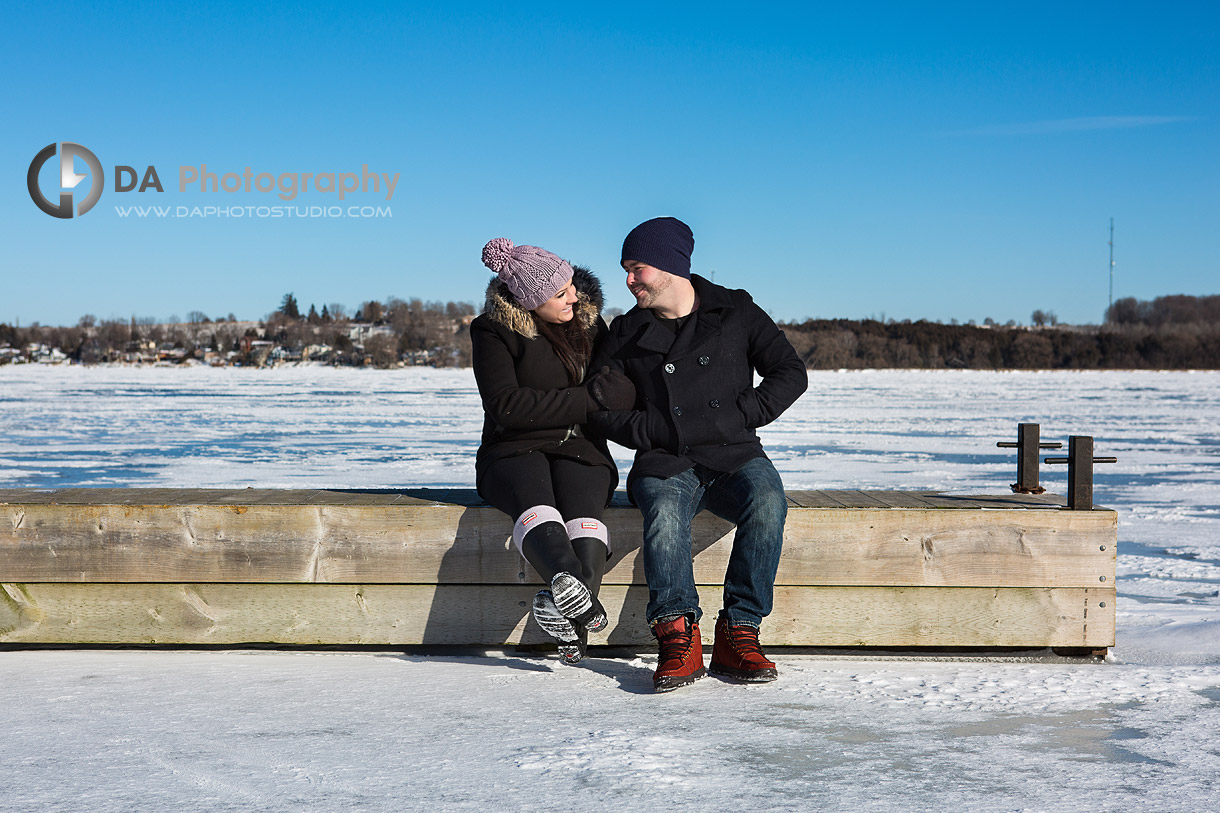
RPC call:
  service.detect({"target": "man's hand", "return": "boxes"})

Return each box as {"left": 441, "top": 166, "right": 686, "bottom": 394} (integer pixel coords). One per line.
{"left": 585, "top": 366, "right": 636, "bottom": 411}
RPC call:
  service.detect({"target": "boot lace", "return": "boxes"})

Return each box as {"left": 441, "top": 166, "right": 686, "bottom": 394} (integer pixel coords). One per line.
{"left": 728, "top": 625, "right": 765, "bottom": 658}
{"left": 657, "top": 625, "right": 693, "bottom": 664}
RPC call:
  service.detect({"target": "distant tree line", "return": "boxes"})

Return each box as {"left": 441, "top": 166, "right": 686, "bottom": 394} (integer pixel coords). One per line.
{"left": 3, "top": 293, "right": 1216, "bottom": 370}
{"left": 0, "top": 294, "right": 477, "bottom": 368}
{"left": 264, "top": 293, "right": 476, "bottom": 368}
{"left": 780, "top": 294, "right": 1220, "bottom": 370}
{"left": 0, "top": 315, "right": 246, "bottom": 365}
{"left": 1105, "top": 294, "right": 1220, "bottom": 327}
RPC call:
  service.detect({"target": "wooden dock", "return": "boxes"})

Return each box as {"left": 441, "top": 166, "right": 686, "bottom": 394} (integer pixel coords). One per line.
{"left": 0, "top": 488, "right": 1116, "bottom": 651}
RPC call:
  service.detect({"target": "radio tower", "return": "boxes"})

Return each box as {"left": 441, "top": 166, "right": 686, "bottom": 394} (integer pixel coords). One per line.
{"left": 1108, "top": 218, "right": 1115, "bottom": 316}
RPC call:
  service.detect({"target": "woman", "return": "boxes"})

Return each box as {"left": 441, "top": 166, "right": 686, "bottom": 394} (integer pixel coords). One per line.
{"left": 472, "top": 237, "right": 634, "bottom": 663}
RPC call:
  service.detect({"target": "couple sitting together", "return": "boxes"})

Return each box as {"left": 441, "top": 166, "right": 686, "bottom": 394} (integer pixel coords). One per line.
{"left": 472, "top": 216, "right": 808, "bottom": 692}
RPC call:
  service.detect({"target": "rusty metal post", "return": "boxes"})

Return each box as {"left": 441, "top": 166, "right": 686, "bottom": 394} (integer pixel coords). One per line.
{"left": 997, "top": 423, "right": 1061, "bottom": 493}
{"left": 1068, "top": 435, "right": 1093, "bottom": 510}
{"left": 1045, "top": 435, "right": 1118, "bottom": 510}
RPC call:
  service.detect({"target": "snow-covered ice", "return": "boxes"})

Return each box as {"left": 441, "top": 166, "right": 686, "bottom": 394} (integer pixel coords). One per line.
{"left": 5, "top": 650, "right": 1218, "bottom": 812}
{"left": 1, "top": 366, "right": 1218, "bottom": 811}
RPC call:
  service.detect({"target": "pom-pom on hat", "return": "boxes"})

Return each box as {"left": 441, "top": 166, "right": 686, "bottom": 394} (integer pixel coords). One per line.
{"left": 621, "top": 217, "right": 694, "bottom": 279}
{"left": 481, "top": 237, "right": 574, "bottom": 311}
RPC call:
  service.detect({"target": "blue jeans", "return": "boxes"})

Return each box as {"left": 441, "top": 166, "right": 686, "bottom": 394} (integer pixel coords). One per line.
{"left": 630, "top": 456, "right": 787, "bottom": 628}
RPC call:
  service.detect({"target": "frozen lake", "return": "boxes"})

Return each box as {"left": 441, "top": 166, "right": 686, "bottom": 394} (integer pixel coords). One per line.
{"left": 1, "top": 366, "right": 1218, "bottom": 811}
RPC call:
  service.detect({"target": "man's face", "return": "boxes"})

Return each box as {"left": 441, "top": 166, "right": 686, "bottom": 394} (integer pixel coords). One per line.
{"left": 622, "top": 260, "right": 673, "bottom": 310}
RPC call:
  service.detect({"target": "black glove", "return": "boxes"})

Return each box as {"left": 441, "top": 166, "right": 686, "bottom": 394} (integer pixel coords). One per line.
{"left": 585, "top": 366, "right": 636, "bottom": 411}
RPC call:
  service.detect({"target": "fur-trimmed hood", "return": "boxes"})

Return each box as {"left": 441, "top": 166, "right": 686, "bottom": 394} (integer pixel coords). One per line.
{"left": 482, "top": 265, "right": 605, "bottom": 339}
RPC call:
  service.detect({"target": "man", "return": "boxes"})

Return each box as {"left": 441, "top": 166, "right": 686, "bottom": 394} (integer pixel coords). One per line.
{"left": 589, "top": 216, "right": 808, "bottom": 692}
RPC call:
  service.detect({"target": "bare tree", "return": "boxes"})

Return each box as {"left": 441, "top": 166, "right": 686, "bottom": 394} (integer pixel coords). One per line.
{"left": 364, "top": 333, "right": 398, "bottom": 368}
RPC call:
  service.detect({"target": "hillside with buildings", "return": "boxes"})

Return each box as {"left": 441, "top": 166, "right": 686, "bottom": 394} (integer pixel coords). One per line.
{"left": 2, "top": 294, "right": 1217, "bottom": 370}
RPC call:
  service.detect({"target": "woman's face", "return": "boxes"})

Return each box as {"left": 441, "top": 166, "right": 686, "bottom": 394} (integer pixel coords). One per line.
{"left": 532, "top": 281, "right": 579, "bottom": 324}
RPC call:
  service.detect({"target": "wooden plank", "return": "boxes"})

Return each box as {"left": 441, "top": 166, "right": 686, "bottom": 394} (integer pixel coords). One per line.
{"left": 608, "top": 492, "right": 635, "bottom": 509}
{"left": 784, "top": 490, "right": 850, "bottom": 508}
{"left": 905, "top": 492, "right": 1075, "bottom": 509}
{"left": 0, "top": 488, "right": 1095, "bottom": 510}
{"left": 867, "top": 491, "right": 941, "bottom": 509}
{"left": 0, "top": 504, "right": 1115, "bottom": 587}
{"left": 775, "top": 508, "right": 1116, "bottom": 588}
{"left": 927, "top": 493, "right": 985, "bottom": 509}
{"left": 34, "top": 489, "right": 112, "bottom": 505}
{"left": 183, "top": 489, "right": 263, "bottom": 505}
{"left": 768, "top": 585, "right": 1114, "bottom": 648}
{"left": 240, "top": 489, "right": 320, "bottom": 505}
{"left": 428, "top": 489, "right": 488, "bottom": 507}
{"left": 908, "top": 493, "right": 992, "bottom": 509}
{"left": 969, "top": 494, "right": 1068, "bottom": 510}
{"left": 1018, "top": 492, "right": 1070, "bottom": 508}
{"left": 388, "top": 493, "right": 449, "bottom": 507}
{"left": 0, "top": 490, "right": 60, "bottom": 505}
{"left": 0, "top": 583, "right": 1114, "bottom": 648}
{"left": 100, "top": 488, "right": 174, "bottom": 505}
{"left": 834, "top": 488, "right": 893, "bottom": 507}
{"left": 829, "top": 490, "right": 894, "bottom": 509}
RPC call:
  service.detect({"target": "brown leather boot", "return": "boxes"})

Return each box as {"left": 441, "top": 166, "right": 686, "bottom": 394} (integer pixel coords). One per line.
{"left": 709, "top": 614, "right": 778, "bottom": 682}
{"left": 651, "top": 614, "right": 705, "bottom": 693}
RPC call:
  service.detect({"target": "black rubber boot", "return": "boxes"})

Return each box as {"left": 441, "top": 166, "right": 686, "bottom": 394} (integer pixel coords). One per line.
{"left": 520, "top": 522, "right": 583, "bottom": 584}
{"left": 571, "top": 537, "right": 608, "bottom": 599}
{"left": 551, "top": 572, "right": 608, "bottom": 633}
{"left": 523, "top": 523, "right": 606, "bottom": 633}
{"left": 532, "top": 589, "right": 582, "bottom": 664}
{"left": 570, "top": 537, "right": 609, "bottom": 656}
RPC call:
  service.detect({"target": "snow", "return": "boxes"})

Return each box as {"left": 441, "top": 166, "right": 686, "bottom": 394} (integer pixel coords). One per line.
{"left": 1, "top": 366, "right": 1218, "bottom": 811}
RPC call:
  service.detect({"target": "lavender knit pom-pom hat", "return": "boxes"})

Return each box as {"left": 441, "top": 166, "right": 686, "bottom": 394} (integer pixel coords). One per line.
{"left": 481, "top": 238, "right": 574, "bottom": 311}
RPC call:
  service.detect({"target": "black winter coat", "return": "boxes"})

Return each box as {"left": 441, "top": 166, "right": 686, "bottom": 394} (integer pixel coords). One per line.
{"left": 589, "top": 274, "right": 808, "bottom": 493}
{"left": 471, "top": 266, "right": 618, "bottom": 500}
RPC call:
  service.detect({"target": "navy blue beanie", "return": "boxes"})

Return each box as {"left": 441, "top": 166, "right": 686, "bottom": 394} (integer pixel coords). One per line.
{"left": 621, "top": 217, "right": 694, "bottom": 279}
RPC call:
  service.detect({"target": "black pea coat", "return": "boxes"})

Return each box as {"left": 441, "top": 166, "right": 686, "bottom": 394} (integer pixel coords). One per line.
{"left": 471, "top": 266, "right": 618, "bottom": 501}
{"left": 589, "top": 274, "right": 808, "bottom": 494}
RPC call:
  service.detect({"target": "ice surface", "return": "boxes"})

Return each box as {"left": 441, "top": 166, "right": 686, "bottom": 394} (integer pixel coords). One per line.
{"left": 1, "top": 366, "right": 1218, "bottom": 811}
{"left": 3, "top": 650, "right": 1218, "bottom": 812}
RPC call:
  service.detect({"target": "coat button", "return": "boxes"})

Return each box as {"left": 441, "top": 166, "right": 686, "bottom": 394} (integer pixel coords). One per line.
{"left": 673, "top": 406, "right": 683, "bottom": 416}
{"left": 664, "top": 363, "right": 676, "bottom": 374}
{"left": 709, "top": 400, "right": 720, "bottom": 408}
{"left": 698, "top": 356, "right": 710, "bottom": 365}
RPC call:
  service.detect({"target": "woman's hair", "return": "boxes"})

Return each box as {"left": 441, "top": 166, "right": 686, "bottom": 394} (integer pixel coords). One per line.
{"left": 533, "top": 313, "right": 594, "bottom": 385}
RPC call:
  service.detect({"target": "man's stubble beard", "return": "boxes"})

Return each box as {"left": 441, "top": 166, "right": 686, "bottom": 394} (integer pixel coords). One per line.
{"left": 635, "top": 273, "right": 673, "bottom": 311}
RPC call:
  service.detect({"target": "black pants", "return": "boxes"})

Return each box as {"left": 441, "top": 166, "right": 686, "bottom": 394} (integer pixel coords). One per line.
{"left": 480, "top": 452, "right": 612, "bottom": 521}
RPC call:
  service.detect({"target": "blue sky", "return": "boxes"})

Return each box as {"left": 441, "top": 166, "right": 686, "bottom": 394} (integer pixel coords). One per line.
{"left": 3, "top": 1, "right": 1217, "bottom": 326}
